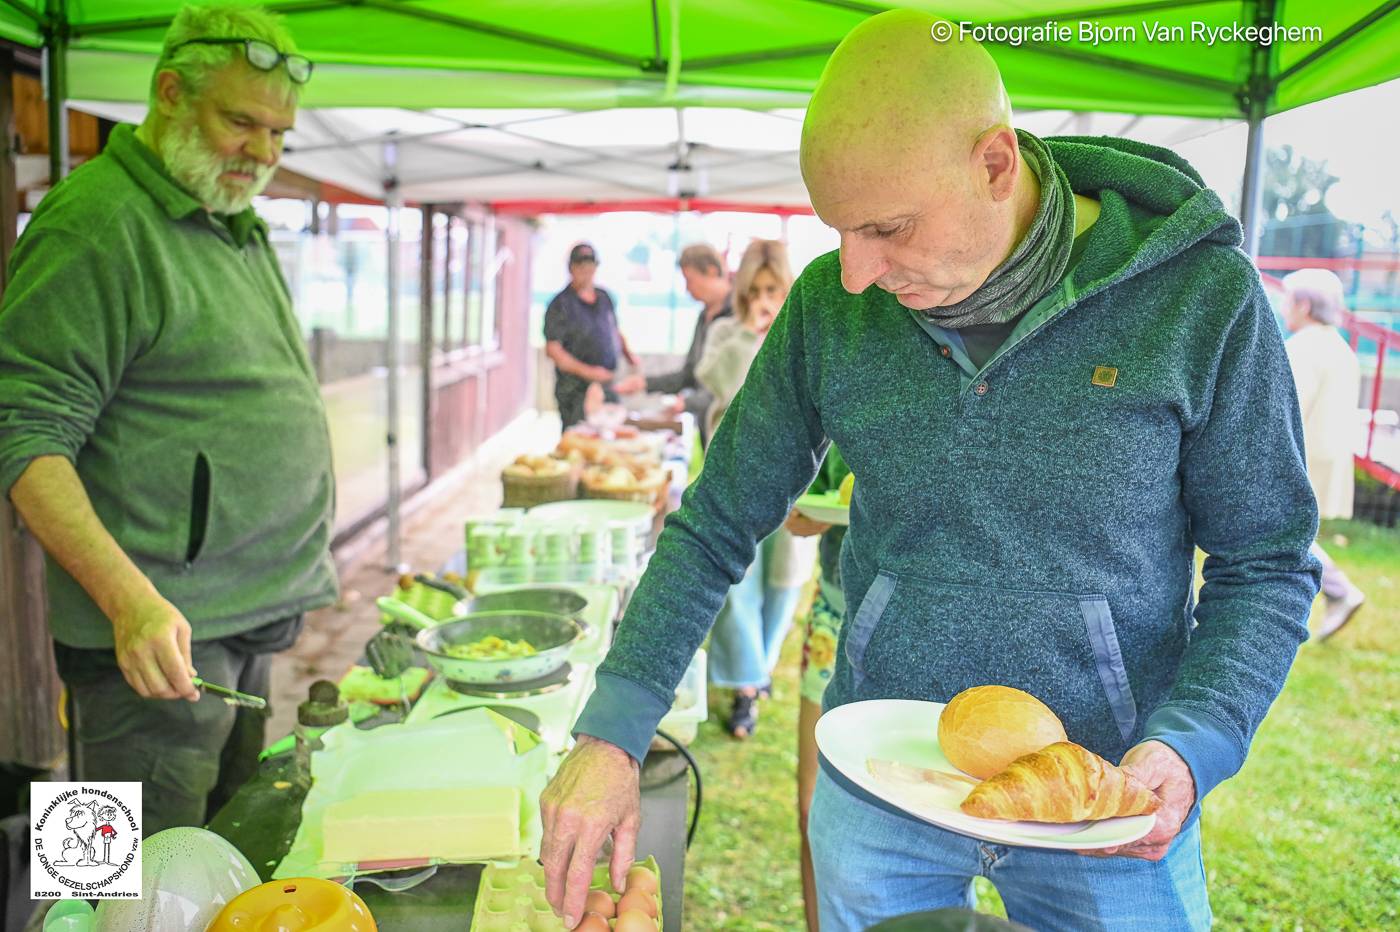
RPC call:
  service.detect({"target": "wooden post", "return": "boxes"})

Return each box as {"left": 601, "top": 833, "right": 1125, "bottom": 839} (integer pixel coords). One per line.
{"left": 0, "top": 49, "right": 18, "bottom": 273}
{"left": 0, "top": 46, "right": 66, "bottom": 773}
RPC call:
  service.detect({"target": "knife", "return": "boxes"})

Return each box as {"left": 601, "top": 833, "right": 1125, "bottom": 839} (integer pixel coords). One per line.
{"left": 192, "top": 676, "right": 268, "bottom": 710}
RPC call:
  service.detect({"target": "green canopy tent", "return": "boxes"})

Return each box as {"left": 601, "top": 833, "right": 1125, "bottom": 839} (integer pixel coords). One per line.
{"left": 2, "top": 0, "right": 1398, "bottom": 250}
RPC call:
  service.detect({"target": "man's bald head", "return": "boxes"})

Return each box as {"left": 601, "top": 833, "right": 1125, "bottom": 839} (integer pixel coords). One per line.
{"left": 801, "top": 10, "right": 1035, "bottom": 309}
{"left": 802, "top": 10, "right": 1010, "bottom": 179}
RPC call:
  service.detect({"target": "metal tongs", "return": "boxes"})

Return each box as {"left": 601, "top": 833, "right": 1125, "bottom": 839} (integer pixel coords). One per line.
{"left": 192, "top": 676, "right": 268, "bottom": 710}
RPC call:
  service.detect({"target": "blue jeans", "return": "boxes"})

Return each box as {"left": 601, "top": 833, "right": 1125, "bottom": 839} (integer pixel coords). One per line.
{"left": 808, "top": 769, "right": 1211, "bottom": 931}
{"left": 708, "top": 536, "right": 804, "bottom": 689}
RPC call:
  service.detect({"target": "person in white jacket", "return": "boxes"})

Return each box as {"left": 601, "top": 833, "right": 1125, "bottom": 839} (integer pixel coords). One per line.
{"left": 1283, "top": 268, "right": 1365, "bottom": 639}
{"left": 696, "top": 239, "right": 816, "bottom": 736}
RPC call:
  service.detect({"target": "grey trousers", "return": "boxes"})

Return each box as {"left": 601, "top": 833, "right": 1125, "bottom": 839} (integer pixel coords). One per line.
{"left": 54, "top": 637, "right": 275, "bottom": 836}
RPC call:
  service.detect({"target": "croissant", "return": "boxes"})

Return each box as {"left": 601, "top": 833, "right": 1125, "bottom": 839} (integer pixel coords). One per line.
{"left": 960, "top": 742, "right": 1159, "bottom": 822}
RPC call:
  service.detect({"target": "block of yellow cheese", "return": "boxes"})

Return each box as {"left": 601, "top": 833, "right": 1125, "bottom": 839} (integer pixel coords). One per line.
{"left": 320, "top": 786, "right": 522, "bottom": 864}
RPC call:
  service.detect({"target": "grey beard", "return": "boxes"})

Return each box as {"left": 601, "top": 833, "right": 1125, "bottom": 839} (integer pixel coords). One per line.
{"left": 158, "top": 120, "right": 274, "bottom": 214}
{"left": 918, "top": 130, "right": 1075, "bottom": 330}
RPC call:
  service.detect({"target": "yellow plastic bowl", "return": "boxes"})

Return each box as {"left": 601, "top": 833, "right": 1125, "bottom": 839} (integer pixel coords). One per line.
{"left": 207, "top": 877, "right": 376, "bottom": 931}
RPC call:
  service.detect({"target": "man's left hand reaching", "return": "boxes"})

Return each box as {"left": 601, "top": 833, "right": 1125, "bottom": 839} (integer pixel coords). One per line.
{"left": 1079, "top": 739, "right": 1196, "bottom": 861}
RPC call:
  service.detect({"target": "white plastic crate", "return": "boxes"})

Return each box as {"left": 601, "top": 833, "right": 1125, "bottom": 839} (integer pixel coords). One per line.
{"left": 654, "top": 648, "right": 707, "bottom": 748}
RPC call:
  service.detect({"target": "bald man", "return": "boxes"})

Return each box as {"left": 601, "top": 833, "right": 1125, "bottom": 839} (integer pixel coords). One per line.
{"left": 540, "top": 11, "right": 1319, "bottom": 930}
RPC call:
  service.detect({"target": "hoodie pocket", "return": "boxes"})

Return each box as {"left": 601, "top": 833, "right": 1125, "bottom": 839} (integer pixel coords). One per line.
{"left": 846, "top": 571, "right": 1138, "bottom": 758}
{"left": 184, "top": 453, "right": 212, "bottom": 567}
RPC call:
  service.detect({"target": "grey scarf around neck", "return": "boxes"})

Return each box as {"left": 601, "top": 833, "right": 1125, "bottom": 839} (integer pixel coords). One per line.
{"left": 919, "top": 129, "right": 1076, "bottom": 330}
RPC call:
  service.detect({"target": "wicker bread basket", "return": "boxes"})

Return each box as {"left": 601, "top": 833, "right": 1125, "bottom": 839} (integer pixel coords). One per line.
{"left": 501, "top": 465, "right": 578, "bottom": 508}
{"left": 580, "top": 467, "right": 669, "bottom": 511}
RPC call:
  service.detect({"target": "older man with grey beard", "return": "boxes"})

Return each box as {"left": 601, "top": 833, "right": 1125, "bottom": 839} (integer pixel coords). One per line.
{"left": 0, "top": 3, "right": 335, "bottom": 833}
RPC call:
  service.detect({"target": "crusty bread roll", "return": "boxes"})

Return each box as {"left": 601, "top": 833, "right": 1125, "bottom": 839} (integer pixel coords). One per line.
{"left": 937, "top": 685, "right": 1068, "bottom": 779}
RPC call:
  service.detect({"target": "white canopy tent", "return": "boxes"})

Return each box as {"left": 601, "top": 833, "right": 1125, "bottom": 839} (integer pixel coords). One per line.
{"left": 71, "top": 101, "right": 1233, "bottom": 207}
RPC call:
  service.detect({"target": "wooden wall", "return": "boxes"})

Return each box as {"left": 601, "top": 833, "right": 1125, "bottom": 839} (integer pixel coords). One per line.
{"left": 0, "top": 55, "right": 65, "bottom": 772}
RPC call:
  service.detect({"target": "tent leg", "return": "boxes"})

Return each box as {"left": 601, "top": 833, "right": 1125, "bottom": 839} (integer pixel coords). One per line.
{"left": 419, "top": 207, "right": 435, "bottom": 480}
{"left": 1238, "top": 0, "right": 1276, "bottom": 259}
{"left": 1239, "top": 102, "right": 1266, "bottom": 259}
{"left": 384, "top": 141, "right": 403, "bottom": 572}
{"left": 44, "top": 0, "right": 68, "bottom": 185}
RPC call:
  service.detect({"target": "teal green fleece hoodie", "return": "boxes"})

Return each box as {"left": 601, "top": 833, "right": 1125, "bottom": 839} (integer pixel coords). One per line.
{"left": 0, "top": 126, "right": 338, "bottom": 648}
{"left": 575, "top": 133, "right": 1321, "bottom": 810}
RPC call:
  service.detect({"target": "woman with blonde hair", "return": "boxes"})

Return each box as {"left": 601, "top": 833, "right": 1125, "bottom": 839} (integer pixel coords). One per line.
{"left": 696, "top": 239, "right": 816, "bottom": 736}
{"left": 696, "top": 239, "right": 792, "bottom": 434}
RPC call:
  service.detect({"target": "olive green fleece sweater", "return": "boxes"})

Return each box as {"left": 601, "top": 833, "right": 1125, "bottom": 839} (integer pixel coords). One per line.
{"left": 0, "top": 125, "right": 338, "bottom": 648}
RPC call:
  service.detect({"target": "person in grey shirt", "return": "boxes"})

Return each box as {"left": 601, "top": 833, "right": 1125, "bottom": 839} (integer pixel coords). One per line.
{"left": 639, "top": 243, "right": 732, "bottom": 440}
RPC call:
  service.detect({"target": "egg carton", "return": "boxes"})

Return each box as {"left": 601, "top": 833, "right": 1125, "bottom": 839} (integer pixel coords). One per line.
{"left": 471, "top": 856, "right": 662, "bottom": 931}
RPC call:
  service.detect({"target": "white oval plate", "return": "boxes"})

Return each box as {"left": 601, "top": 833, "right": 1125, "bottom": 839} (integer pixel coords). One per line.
{"left": 815, "top": 699, "right": 1155, "bottom": 850}
{"left": 795, "top": 492, "right": 849, "bottom": 526}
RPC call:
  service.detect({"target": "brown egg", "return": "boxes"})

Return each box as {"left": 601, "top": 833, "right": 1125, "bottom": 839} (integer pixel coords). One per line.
{"left": 624, "top": 865, "right": 659, "bottom": 897}
{"left": 573, "top": 912, "right": 611, "bottom": 932}
{"left": 616, "top": 890, "right": 657, "bottom": 919}
{"left": 585, "top": 889, "right": 617, "bottom": 919}
{"left": 613, "top": 911, "right": 658, "bottom": 932}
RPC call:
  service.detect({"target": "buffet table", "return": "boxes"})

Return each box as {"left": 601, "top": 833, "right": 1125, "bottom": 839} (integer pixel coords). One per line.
{"left": 208, "top": 749, "right": 689, "bottom": 931}
{"left": 209, "top": 420, "right": 697, "bottom": 931}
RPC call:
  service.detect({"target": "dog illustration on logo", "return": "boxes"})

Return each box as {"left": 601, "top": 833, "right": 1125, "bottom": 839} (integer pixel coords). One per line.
{"left": 58, "top": 800, "right": 103, "bottom": 866}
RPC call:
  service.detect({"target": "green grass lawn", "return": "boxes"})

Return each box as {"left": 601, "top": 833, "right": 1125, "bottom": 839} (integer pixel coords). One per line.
{"left": 678, "top": 519, "right": 1399, "bottom": 930}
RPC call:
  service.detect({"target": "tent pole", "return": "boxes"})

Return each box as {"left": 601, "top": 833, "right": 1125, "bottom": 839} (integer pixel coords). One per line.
{"left": 1240, "top": 101, "right": 1266, "bottom": 258}
{"left": 419, "top": 207, "right": 435, "bottom": 480}
{"left": 44, "top": 0, "right": 68, "bottom": 185}
{"left": 1238, "top": 0, "right": 1276, "bottom": 258}
{"left": 383, "top": 139, "right": 403, "bottom": 571}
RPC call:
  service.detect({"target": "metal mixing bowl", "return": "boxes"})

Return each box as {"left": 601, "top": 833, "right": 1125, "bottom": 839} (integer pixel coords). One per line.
{"left": 414, "top": 610, "right": 582, "bottom": 685}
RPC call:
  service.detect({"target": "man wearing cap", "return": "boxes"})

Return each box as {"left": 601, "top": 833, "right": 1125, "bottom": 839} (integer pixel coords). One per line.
{"left": 0, "top": 3, "right": 335, "bottom": 833}
{"left": 544, "top": 243, "right": 644, "bottom": 428}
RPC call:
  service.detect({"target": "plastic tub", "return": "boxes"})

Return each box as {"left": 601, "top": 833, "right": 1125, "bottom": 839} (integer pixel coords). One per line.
{"left": 654, "top": 649, "right": 707, "bottom": 748}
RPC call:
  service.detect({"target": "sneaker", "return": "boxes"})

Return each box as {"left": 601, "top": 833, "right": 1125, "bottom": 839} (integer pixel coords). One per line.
{"left": 727, "top": 690, "right": 760, "bottom": 739}
{"left": 1318, "top": 588, "right": 1365, "bottom": 641}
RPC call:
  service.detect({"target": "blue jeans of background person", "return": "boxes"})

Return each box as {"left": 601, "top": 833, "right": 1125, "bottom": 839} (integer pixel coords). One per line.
{"left": 808, "top": 769, "right": 1211, "bottom": 931}
{"left": 708, "top": 534, "right": 804, "bottom": 689}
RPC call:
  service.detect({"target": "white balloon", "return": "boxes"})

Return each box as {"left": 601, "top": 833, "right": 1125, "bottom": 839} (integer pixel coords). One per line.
{"left": 93, "top": 828, "right": 259, "bottom": 932}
